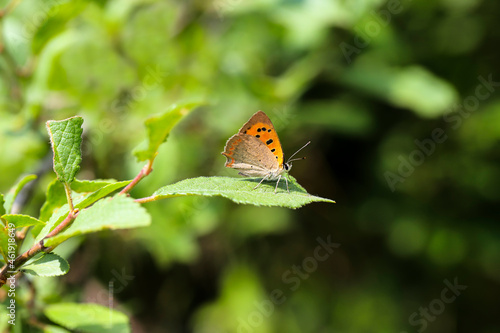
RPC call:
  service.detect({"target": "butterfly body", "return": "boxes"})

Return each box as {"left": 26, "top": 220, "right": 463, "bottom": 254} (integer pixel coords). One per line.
{"left": 222, "top": 111, "right": 295, "bottom": 193}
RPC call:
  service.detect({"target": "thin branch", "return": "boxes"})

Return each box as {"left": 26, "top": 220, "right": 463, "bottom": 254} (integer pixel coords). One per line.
{"left": 120, "top": 158, "right": 154, "bottom": 195}
{"left": 0, "top": 155, "right": 155, "bottom": 286}
{"left": 64, "top": 182, "right": 74, "bottom": 212}
{"left": 15, "top": 226, "right": 29, "bottom": 242}
{"left": 14, "top": 154, "right": 54, "bottom": 243}
{"left": 0, "top": 209, "right": 79, "bottom": 287}
{"left": 134, "top": 195, "right": 157, "bottom": 204}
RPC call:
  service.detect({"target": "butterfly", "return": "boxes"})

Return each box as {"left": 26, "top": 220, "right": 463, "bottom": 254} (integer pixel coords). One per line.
{"left": 222, "top": 111, "right": 310, "bottom": 193}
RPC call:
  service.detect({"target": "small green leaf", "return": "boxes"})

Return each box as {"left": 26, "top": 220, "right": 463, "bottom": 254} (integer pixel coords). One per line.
{"left": 75, "top": 180, "right": 132, "bottom": 210}
{"left": 152, "top": 176, "right": 335, "bottom": 209}
{"left": 3, "top": 174, "right": 37, "bottom": 214}
{"left": 22, "top": 253, "right": 69, "bottom": 277}
{"left": 43, "top": 325, "right": 71, "bottom": 333}
{"left": 0, "top": 194, "right": 5, "bottom": 217}
{"left": 44, "top": 303, "right": 130, "bottom": 333}
{"left": 1, "top": 214, "right": 46, "bottom": 228}
{"left": 35, "top": 180, "right": 132, "bottom": 241}
{"left": 0, "top": 228, "right": 9, "bottom": 263}
{"left": 39, "top": 178, "right": 67, "bottom": 222}
{"left": 44, "top": 195, "right": 151, "bottom": 247}
{"left": 46, "top": 116, "right": 84, "bottom": 184}
{"left": 133, "top": 102, "right": 202, "bottom": 161}
{"left": 71, "top": 179, "right": 120, "bottom": 193}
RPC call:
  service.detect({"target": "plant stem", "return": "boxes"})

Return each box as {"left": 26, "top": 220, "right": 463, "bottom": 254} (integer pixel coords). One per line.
{"left": 15, "top": 225, "right": 29, "bottom": 247}
{"left": 120, "top": 158, "right": 154, "bottom": 195}
{"left": 134, "top": 195, "right": 158, "bottom": 204}
{"left": 0, "top": 209, "right": 79, "bottom": 287}
{"left": 64, "top": 182, "right": 74, "bottom": 212}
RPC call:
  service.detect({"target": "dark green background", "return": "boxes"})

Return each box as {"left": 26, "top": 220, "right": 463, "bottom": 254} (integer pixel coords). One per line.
{"left": 1, "top": 0, "right": 499, "bottom": 332}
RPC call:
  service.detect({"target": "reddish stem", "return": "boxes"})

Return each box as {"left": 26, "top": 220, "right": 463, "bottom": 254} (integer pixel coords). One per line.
{"left": 0, "top": 157, "right": 155, "bottom": 286}
{"left": 0, "top": 209, "right": 79, "bottom": 287}
{"left": 120, "top": 159, "right": 154, "bottom": 195}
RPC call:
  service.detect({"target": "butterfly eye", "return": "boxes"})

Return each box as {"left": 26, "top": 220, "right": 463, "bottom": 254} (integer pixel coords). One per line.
{"left": 284, "top": 163, "right": 291, "bottom": 171}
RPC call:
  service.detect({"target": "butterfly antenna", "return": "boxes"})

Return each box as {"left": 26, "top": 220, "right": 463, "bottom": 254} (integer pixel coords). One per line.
{"left": 288, "top": 157, "right": 306, "bottom": 163}
{"left": 287, "top": 141, "right": 311, "bottom": 164}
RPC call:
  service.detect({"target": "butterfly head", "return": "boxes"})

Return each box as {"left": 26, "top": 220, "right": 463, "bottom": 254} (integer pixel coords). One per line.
{"left": 285, "top": 141, "right": 310, "bottom": 168}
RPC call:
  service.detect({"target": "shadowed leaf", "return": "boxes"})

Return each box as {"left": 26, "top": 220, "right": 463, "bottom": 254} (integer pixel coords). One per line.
{"left": 152, "top": 176, "right": 334, "bottom": 209}
{"left": 44, "top": 195, "right": 151, "bottom": 247}
{"left": 44, "top": 303, "right": 130, "bottom": 333}
{"left": 22, "top": 253, "right": 69, "bottom": 277}
{"left": 35, "top": 180, "right": 132, "bottom": 241}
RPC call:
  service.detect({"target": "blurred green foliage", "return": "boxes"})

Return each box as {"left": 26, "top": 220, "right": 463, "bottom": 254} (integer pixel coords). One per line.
{"left": 0, "top": 0, "right": 499, "bottom": 332}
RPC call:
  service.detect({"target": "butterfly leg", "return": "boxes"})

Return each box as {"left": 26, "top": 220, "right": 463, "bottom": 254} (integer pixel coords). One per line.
{"left": 253, "top": 174, "right": 270, "bottom": 190}
{"left": 284, "top": 175, "right": 290, "bottom": 193}
{"left": 274, "top": 175, "right": 282, "bottom": 194}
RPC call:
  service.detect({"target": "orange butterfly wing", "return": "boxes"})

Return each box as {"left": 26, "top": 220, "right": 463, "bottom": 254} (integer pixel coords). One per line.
{"left": 238, "top": 111, "right": 284, "bottom": 166}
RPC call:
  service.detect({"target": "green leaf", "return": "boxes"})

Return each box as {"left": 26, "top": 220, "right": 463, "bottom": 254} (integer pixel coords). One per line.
{"left": 38, "top": 178, "right": 126, "bottom": 229}
{"left": 0, "top": 228, "right": 9, "bottom": 263}
{"left": 43, "top": 325, "right": 71, "bottom": 333}
{"left": 71, "top": 179, "right": 120, "bottom": 193}
{"left": 46, "top": 116, "right": 84, "bottom": 183}
{"left": 152, "top": 176, "right": 335, "bottom": 209}
{"left": 39, "top": 178, "right": 67, "bottom": 222}
{"left": 22, "top": 253, "right": 69, "bottom": 277}
{"left": 0, "top": 194, "right": 5, "bottom": 217}
{"left": 75, "top": 180, "right": 132, "bottom": 210}
{"left": 3, "top": 174, "right": 37, "bottom": 214}
{"left": 32, "top": 1, "right": 87, "bottom": 55}
{"left": 1, "top": 214, "right": 46, "bottom": 228}
{"left": 133, "top": 102, "right": 202, "bottom": 161}
{"left": 44, "top": 303, "right": 130, "bottom": 333}
{"left": 35, "top": 180, "right": 132, "bottom": 241}
{"left": 44, "top": 195, "right": 151, "bottom": 247}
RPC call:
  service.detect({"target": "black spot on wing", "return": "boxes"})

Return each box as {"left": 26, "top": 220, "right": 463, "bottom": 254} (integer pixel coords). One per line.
{"left": 256, "top": 134, "right": 260, "bottom": 138}
{"left": 266, "top": 139, "right": 273, "bottom": 145}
